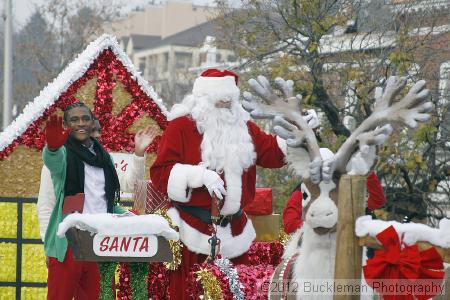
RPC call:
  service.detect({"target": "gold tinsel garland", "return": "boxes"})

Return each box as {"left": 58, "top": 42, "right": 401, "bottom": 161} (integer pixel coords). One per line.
{"left": 0, "top": 146, "right": 44, "bottom": 197}
{"left": 0, "top": 203, "right": 48, "bottom": 284}
{"left": 278, "top": 228, "right": 290, "bottom": 247}
{"left": 196, "top": 268, "right": 224, "bottom": 300}
{"left": 153, "top": 209, "right": 182, "bottom": 270}
{"left": 21, "top": 287, "right": 47, "bottom": 299}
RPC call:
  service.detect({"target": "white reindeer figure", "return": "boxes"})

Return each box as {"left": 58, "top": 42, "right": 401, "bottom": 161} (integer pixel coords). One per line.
{"left": 242, "top": 76, "right": 433, "bottom": 300}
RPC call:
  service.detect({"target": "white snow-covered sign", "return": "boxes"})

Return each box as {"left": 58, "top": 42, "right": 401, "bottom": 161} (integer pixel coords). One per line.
{"left": 93, "top": 234, "right": 158, "bottom": 257}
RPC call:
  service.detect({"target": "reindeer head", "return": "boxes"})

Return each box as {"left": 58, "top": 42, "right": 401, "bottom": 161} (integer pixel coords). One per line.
{"left": 243, "top": 76, "right": 432, "bottom": 235}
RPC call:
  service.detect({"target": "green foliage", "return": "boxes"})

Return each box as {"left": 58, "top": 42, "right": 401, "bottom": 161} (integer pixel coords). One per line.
{"left": 129, "top": 262, "right": 149, "bottom": 299}
{"left": 99, "top": 262, "right": 117, "bottom": 300}
{"left": 412, "top": 122, "right": 438, "bottom": 145}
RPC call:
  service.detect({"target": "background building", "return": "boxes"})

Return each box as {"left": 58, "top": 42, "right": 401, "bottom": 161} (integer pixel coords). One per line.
{"left": 124, "top": 21, "right": 236, "bottom": 105}
{"left": 111, "top": 0, "right": 216, "bottom": 39}
{"left": 112, "top": 1, "right": 237, "bottom": 106}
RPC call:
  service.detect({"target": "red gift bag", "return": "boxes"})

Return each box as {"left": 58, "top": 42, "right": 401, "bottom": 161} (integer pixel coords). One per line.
{"left": 244, "top": 188, "right": 273, "bottom": 215}
{"left": 63, "top": 193, "right": 85, "bottom": 214}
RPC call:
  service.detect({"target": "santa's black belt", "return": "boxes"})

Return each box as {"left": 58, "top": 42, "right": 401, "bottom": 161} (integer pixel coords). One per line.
{"left": 171, "top": 202, "right": 243, "bottom": 227}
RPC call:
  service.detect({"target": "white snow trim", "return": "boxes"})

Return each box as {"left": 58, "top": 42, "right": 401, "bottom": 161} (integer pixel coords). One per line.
{"left": 276, "top": 136, "right": 287, "bottom": 156}
{"left": 0, "top": 34, "right": 168, "bottom": 152}
{"left": 57, "top": 212, "right": 179, "bottom": 240}
{"left": 355, "top": 215, "right": 450, "bottom": 248}
{"left": 167, "top": 207, "right": 256, "bottom": 258}
{"left": 168, "top": 164, "right": 205, "bottom": 203}
{"left": 192, "top": 76, "right": 240, "bottom": 102}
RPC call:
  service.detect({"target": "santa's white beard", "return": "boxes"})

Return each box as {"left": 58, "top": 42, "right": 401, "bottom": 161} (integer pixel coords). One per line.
{"left": 191, "top": 97, "right": 256, "bottom": 174}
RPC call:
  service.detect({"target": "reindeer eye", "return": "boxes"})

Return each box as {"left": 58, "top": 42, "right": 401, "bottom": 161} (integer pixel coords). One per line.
{"left": 300, "top": 183, "right": 311, "bottom": 208}
{"left": 302, "top": 191, "right": 309, "bottom": 200}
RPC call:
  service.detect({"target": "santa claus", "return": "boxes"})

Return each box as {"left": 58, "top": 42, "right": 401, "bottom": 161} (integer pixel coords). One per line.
{"left": 151, "top": 69, "right": 317, "bottom": 298}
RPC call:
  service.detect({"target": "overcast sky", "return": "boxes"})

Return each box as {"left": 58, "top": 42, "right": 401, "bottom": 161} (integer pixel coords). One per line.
{"left": 1, "top": 0, "right": 237, "bottom": 30}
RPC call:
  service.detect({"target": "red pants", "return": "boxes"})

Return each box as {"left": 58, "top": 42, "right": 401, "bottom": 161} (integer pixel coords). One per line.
{"left": 169, "top": 244, "right": 248, "bottom": 299}
{"left": 47, "top": 247, "right": 100, "bottom": 300}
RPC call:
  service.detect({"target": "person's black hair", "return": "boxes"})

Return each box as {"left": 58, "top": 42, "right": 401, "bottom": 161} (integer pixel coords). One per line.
{"left": 63, "top": 102, "right": 94, "bottom": 123}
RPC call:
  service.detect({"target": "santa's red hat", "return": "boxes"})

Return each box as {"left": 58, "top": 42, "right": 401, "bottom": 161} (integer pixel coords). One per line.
{"left": 192, "top": 68, "right": 240, "bottom": 102}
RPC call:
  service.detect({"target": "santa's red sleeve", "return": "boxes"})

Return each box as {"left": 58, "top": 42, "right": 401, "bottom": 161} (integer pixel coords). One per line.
{"left": 247, "top": 121, "right": 286, "bottom": 168}
{"left": 150, "top": 118, "right": 205, "bottom": 203}
{"left": 283, "top": 189, "right": 304, "bottom": 234}
{"left": 366, "top": 171, "right": 386, "bottom": 211}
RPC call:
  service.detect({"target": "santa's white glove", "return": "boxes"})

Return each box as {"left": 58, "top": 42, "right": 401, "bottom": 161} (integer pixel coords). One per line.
{"left": 202, "top": 169, "right": 227, "bottom": 200}
{"left": 303, "top": 109, "right": 320, "bottom": 129}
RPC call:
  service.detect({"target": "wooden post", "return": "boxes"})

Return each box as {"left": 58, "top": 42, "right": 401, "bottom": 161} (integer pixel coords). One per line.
{"left": 334, "top": 175, "right": 366, "bottom": 300}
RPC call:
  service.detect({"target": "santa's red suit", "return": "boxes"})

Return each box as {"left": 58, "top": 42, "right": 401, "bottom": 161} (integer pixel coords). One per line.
{"left": 150, "top": 69, "right": 286, "bottom": 299}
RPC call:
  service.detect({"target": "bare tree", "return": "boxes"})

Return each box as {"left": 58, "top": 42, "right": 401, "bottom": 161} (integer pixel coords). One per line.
{"left": 213, "top": 0, "right": 450, "bottom": 222}
{"left": 9, "top": 0, "right": 123, "bottom": 115}
{"left": 35, "top": 0, "right": 122, "bottom": 74}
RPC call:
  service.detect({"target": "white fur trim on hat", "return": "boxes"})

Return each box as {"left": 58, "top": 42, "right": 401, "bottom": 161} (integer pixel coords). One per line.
{"left": 192, "top": 75, "right": 240, "bottom": 102}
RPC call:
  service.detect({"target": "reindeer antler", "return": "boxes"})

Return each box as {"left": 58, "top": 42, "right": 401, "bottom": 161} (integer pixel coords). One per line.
{"left": 243, "top": 76, "right": 300, "bottom": 118}
{"left": 344, "top": 124, "right": 394, "bottom": 176}
{"left": 244, "top": 76, "right": 323, "bottom": 183}
{"left": 273, "top": 114, "right": 323, "bottom": 184}
{"left": 332, "top": 76, "right": 433, "bottom": 174}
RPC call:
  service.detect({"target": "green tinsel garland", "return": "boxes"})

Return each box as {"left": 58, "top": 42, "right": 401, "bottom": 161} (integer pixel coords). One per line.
{"left": 99, "top": 262, "right": 117, "bottom": 300}
{"left": 130, "top": 262, "right": 149, "bottom": 299}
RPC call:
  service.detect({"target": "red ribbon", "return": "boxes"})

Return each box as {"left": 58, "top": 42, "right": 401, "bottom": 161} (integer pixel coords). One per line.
{"left": 363, "top": 225, "right": 445, "bottom": 300}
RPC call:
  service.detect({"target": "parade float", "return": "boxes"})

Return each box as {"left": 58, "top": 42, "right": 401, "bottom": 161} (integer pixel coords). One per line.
{"left": 0, "top": 34, "right": 167, "bottom": 299}
{"left": 1, "top": 33, "right": 449, "bottom": 300}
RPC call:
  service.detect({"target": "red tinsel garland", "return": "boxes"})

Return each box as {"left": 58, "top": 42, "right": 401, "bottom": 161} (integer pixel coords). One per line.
{"left": 247, "top": 241, "right": 284, "bottom": 266}
{"left": 147, "top": 263, "right": 170, "bottom": 300}
{"left": 0, "top": 49, "right": 167, "bottom": 159}
{"left": 117, "top": 263, "right": 132, "bottom": 300}
{"left": 236, "top": 264, "right": 276, "bottom": 300}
